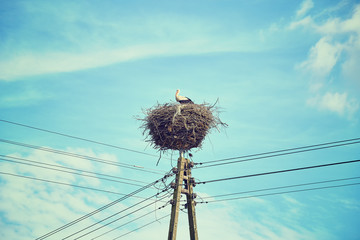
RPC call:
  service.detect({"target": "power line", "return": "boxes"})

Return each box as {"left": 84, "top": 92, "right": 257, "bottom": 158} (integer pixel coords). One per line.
{"left": 0, "top": 119, "right": 163, "bottom": 159}
{"left": 197, "top": 159, "right": 360, "bottom": 184}
{"left": 0, "top": 154, "right": 149, "bottom": 184}
{"left": 35, "top": 174, "right": 172, "bottom": 240}
{"left": 200, "top": 176, "right": 360, "bottom": 200}
{"left": 200, "top": 137, "right": 360, "bottom": 164}
{"left": 69, "top": 194, "right": 170, "bottom": 240}
{"left": 0, "top": 171, "right": 151, "bottom": 197}
{"left": 195, "top": 138, "right": 360, "bottom": 168}
{"left": 112, "top": 214, "right": 170, "bottom": 240}
{"left": 0, "top": 157, "right": 148, "bottom": 188}
{"left": 92, "top": 203, "right": 169, "bottom": 240}
{"left": 198, "top": 182, "right": 360, "bottom": 203}
{"left": 0, "top": 139, "right": 165, "bottom": 175}
{"left": 0, "top": 138, "right": 164, "bottom": 174}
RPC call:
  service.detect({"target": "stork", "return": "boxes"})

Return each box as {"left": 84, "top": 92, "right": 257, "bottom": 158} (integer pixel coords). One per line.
{"left": 175, "top": 89, "right": 194, "bottom": 104}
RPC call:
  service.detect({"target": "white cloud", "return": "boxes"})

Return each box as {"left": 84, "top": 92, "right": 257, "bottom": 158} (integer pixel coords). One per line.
{"left": 0, "top": 37, "right": 253, "bottom": 80}
{"left": 307, "top": 92, "right": 359, "bottom": 117}
{"left": 317, "top": 4, "right": 360, "bottom": 35}
{"left": 0, "top": 146, "right": 343, "bottom": 240}
{"left": 0, "top": 1, "right": 269, "bottom": 81}
{"left": 290, "top": 2, "right": 360, "bottom": 118}
{"left": 124, "top": 197, "right": 333, "bottom": 240}
{"left": 296, "top": 0, "right": 314, "bottom": 18}
{"left": 0, "top": 44, "right": 173, "bottom": 80}
{"left": 338, "top": 198, "right": 360, "bottom": 210}
{"left": 288, "top": 16, "right": 313, "bottom": 30}
{"left": 342, "top": 32, "right": 360, "bottom": 84}
{"left": 298, "top": 37, "right": 343, "bottom": 78}
{"left": 290, "top": 4, "right": 360, "bottom": 35}
{"left": 343, "top": 4, "right": 360, "bottom": 33}
{"left": 0, "top": 89, "right": 52, "bottom": 108}
{"left": 0, "top": 148, "right": 127, "bottom": 239}
{"left": 1, "top": 147, "right": 353, "bottom": 240}
{"left": 290, "top": 2, "right": 360, "bottom": 67}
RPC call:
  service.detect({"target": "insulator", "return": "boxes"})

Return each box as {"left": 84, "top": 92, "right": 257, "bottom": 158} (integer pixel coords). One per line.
{"left": 188, "top": 161, "right": 195, "bottom": 168}
{"left": 172, "top": 167, "right": 178, "bottom": 174}
{"left": 192, "top": 193, "right": 197, "bottom": 199}
{"left": 170, "top": 182, "right": 176, "bottom": 189}
{"left": 190, "top": 177, "right": 196, "bottom": 186}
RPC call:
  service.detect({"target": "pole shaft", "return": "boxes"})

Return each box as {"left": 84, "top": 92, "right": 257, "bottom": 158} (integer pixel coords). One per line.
{"left": 185, "top": 159, "right": 199, "bottom": 240}
{"left": 168, "top": 156, "right": 185, "bottom": 240}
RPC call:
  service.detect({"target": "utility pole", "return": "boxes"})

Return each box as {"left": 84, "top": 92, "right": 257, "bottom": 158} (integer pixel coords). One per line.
{"left": 184, "top": 158, "right": 198, "bottom": 240}
{"left": 168, "top": 151, "right": 198, "bottom": 240}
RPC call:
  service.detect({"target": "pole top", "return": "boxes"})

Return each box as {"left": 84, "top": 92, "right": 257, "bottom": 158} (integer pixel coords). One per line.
{"left": 179, "top": 150, "right": 184, "bottom": 158}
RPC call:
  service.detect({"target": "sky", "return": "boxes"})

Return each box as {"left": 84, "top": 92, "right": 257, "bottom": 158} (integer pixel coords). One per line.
{"left": 0, "top": 0, "right": 360, "bottom": 239}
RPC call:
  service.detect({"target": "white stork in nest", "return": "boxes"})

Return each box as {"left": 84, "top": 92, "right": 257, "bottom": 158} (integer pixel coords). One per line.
{"left": 175, "top": 89, "right": 194, "bottom": 104}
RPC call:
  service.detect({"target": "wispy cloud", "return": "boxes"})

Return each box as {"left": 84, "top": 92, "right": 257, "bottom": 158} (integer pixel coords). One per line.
{"left": 0, "top": 39, "right": 239, "bottom": 80}
{"left": 290, "top": 2, "right": 360, "bottom": 119}
{"left": 0, "top": 89, "right": 51, "bottom": 108}
{"left": 0, "top": 148, "right": 124, "bottom": 239}
{"left": 298, "top": 37, "right": 343, "bottom": 78}
{"left": 0, "top": 148, "right": 343, "bottom": 240}
{"left": 307, "top": 92, "right": 359, "bottom": 118}
{"left": 0, "top": 32, "right": 268, "bottom": 80}
{"left": 288, "top": 16, "right": 313, "bottom": 30}
{"left": 0, "top": 1, "right": 269, "bottom": 81}
{"left": 296, "top": 0, "right": 314, "bottom": 18}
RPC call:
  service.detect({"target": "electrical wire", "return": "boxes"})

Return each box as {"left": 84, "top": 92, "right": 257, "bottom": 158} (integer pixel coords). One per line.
{"left": 0, "top": 157, "right": 149, "bottom": 188}
{"left": 69, "top": 194, "right": 170, "bottom": 240}
{"left": 0, "top": 171, "right": 154, "bottom": 197}
{"left": 201, "top": 137, "right": 360, "bottom": 164}
{"left": 0, "top": 119, "right": 165, "bottom": 159}
{"left": 198, "top": 182, "right": 360, "bottom": 203}
{"left": 0, "top": 154, "right": 149, "bottom": 184}
{"left": 195, "top": 138, "right": 360, "bottom": 168}
{"left": 2, "top": 125, "right": 357, "bottom": 237}
{"left": 35, "top": 174, "right": 172, "bottom": 240}
{"left": 92, "top": 203, "right": 169, "bottom": 240}
{"left": 200, "top": 176, "right": 360, "bottom": 200}
{"left": 0, "top": 139, "right": 165, "bottom": 175}
{"left": 197, "top": 159, "right": 360, "bottom": 184}
{"left": 112, "top": 214, "right": 171, "bottom": 240}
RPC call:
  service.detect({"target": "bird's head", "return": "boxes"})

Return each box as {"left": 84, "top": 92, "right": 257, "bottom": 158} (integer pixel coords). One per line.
{"left": 176, "top": 89, "right": 180, "bottom": 95}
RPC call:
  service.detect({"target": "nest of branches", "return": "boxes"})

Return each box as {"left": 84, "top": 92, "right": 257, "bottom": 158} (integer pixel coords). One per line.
{"left": 139, "top": 102, "right": 227, "bottom": 152}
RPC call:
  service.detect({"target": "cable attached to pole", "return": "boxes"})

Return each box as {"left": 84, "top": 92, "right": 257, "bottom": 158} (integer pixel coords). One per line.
{"left": 69, "top": 194, "right": 170, "bottom": 240}
{"left": 197, "top": 182, "right": 360, "bottom": 204}
{"left": 0, "top": 119, "right": 164, "bottom": 159}
{"left": 197, "top": 159, "right": 360, "bottom": 184}
{"left": 0, "top": 138, "right": 165, "bottom": 175}
{"left": 199, "top": 176, "right": 360, "bottom": 200}
{"left": 35, "top": 173, "right": 172, "bottom": 240}
{"left": 195, "top": 138, "right": 360, "bottom": 168}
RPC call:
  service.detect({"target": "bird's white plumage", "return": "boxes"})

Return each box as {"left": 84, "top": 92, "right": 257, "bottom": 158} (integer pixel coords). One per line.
{"left": 175, "top": 89, "right": 193, "bottom": 104}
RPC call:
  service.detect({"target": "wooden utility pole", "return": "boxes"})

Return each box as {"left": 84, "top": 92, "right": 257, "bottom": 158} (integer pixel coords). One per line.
{"left": 168, "top": 152, "right": 198, "bottom": 240}
{"left": 184, "top": 158, "right": 198, "bottom": 240}
{"left": 168, "top": 153, "right": 185, "bottom": 240}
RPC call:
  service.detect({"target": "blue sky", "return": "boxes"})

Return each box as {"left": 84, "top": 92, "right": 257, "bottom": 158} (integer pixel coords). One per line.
{"left": 1, "top": 0, "right": 360, "bottom": 239}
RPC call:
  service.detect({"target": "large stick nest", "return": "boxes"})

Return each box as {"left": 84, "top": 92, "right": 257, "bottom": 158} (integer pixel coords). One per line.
{"left": 138, "top": 102, "right": 227, "bottom": 152}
